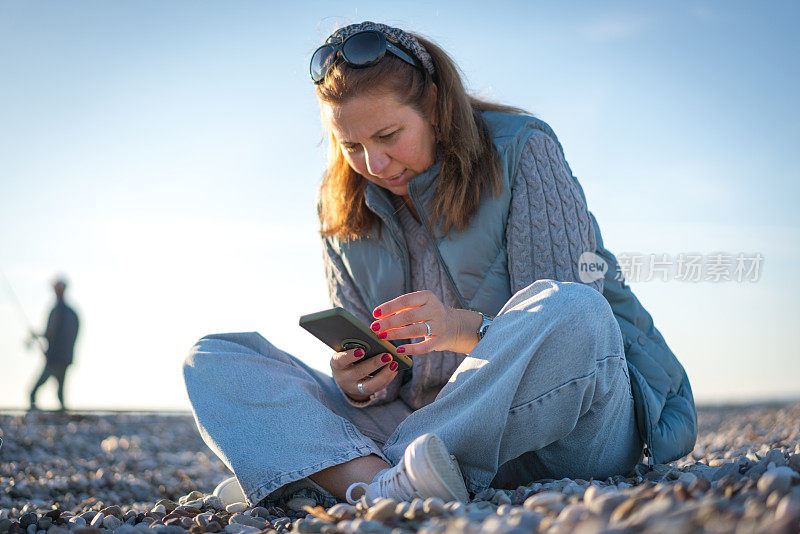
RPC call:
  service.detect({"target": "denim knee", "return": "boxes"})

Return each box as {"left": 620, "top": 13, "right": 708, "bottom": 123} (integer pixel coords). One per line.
{"left": 548, "top": 282, "right": 625, "bottom": 376}
{"left": 508, "top": 280, "right": 611, "bottom": 322}
{"left": 183, "top": 334, "right": 217, "bottom": 389}
{"left": 183, "top": 332, "right": 249, "bottom": 386}
{"left": 551, "top": 281, "right": 612, "bottom": 324}
{"left": 503, "top": 280, "right": 622, "bottom": 367}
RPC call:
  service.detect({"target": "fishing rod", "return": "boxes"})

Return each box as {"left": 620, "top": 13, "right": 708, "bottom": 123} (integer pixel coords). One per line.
{"left": 0, "top": 267, "right": 47, "bottom": 355}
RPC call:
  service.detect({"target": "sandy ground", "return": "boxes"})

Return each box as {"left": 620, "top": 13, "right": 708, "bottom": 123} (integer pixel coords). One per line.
{"left": 1, "top": 402, "right": 799, "bottom": 533}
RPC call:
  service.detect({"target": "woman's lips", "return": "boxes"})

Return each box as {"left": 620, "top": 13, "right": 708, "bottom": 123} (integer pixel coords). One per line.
{"left": 384, "top": 169, "right": 407, "bottom": 185}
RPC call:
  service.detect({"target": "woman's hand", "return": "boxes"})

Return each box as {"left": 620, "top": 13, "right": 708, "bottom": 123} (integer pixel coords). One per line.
{"left": 370, "top": 290, "right": 484, "bottom": 356}
{"left": 330, "top": 347, "right": 399, "bottom": 402}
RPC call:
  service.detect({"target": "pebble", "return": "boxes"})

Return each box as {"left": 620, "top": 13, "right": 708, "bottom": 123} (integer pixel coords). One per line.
{"left": 103, "top": 515, "right": 122, "bottom": 530}
{"left": 710, "top": 461, "right": 740, "bottom": 482}
{"left": 88, "top": 513, "right": 104, "bottom": 529}
{"left": 764, "top": 449, "right": 787, "bottom": 467}
{"left": 587, "top": 490, "right": 627, "bottom": 517}
{"left": 495, "top": 503, "right": 513, "bottom": 516}
{"left": 422, "top": 497, "right": 445, "bottom": 516}
{"left": 363, "top": 499, "right": 397, "bottom": 522}
{"left": 490, "top": 491, "right": 512, "bottom": 506}
{"left": 181, "top": 491, "right": 204, "bottom": 504}
{"left": 223, "top": 524, "right": 259, "bottom": 534}
{"left": 745, "top": 461, "right": 769, "bottom": 480}
{"left": 465, "top": 507, "right": 493, "bottom": 522}
{"left": 581, "top": 485, "right": 603, "bottom": 507}
{"left": 326, "top": 504, "right": 356, "bottom": 521}
{"left": 523, "top": 491, "right": 562, "bottom": 511}
{"left": 193, "top": 513, "right": 210, "bottom": 528}
{"left": 19, "top": 514, "right": 37, "bottom": 529}
{"left": 224, "top": 503, "right": 248, "bottom": 514}
{"left": 201, "top": 497, "right": 223, "bottom": 511}
{"left": 228, "top": 514, "right": 265, "bottom": 529}
{"left": 757, "top": 466, "right": 799, "bottom": 495}
{"left": 623, "top": 498, "right": 675, "bottom": 526}
{"left": 775, "top": 494, "right": 800, "bottom": 521}
{"left": 101, "top": 506, "right": 124, "bottom": 520}
{"left": 403, "top": 498, "right": 426, "bottom": 521}
{"left": 443, "top": 501, "right": 466, "bottom": 516}
{"left": 271, "top": 518, "right": 291, "bottom": 530}
{"left": 472, "top": 488, "right": 494, "bottom": 501}
{"left": 286, "top": 496, "right": 316, "bottom": 513}
{"left": 557, "top": 502, "right": 588, "bottom": 523}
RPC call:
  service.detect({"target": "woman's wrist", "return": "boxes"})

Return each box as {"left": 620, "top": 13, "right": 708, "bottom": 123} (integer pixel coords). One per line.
{"left": 451, "top": 308, "right": 483, "bottom": 354}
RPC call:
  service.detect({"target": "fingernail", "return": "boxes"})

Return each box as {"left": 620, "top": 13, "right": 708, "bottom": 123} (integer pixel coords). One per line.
{"left": 378, "top": 332, "right": 387, "bottom": 339}
{"left": 354, "top": 348, "right": 364, "bottom": 358}
{"left": 381, "top": 353, "right": 392, "bottom": 363}
{"left": 371, "top": 323, "right": 380, "bottom": 332}
{"left": 374, "top": 308, "right": 382, "bottom": 317}
{"left": 389, "top": 362, "right": 398, "bottom": 371}
{"left": 396, "top": 347, "right": 405, "bottom": 354}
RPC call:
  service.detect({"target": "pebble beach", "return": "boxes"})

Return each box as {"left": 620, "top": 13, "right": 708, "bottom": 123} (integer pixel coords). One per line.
{"left": 1, "top": 402, "right": 799, "bottom": 534}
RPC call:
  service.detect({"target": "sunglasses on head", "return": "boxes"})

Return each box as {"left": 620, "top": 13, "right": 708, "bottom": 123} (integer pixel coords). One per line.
{"left": 310, "top": 30, "right": 423, "bottom": 84}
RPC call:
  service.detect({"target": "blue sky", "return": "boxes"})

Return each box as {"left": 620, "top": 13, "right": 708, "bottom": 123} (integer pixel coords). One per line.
{"left": 1, "top": 1, "right": 798, "bottom": 410}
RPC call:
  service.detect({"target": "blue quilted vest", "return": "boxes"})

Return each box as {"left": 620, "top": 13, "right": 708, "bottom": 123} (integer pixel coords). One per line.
{"left": 325, "top": 110, "right": 697, "bottom": 464}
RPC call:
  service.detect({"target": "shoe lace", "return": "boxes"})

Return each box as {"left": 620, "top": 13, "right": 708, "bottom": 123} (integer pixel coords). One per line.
{"left": 375, "top": 465, "right": 415, "bottom": 502}
{"left": 344, "top": 465, "right": 416, "bottom": 505}
{"left": 345, "top": 482, "right": 369, "bottom": 505}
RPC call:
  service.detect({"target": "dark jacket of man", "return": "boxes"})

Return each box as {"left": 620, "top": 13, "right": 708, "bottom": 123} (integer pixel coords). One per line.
{"left": 44, "top": 298, "right": 79, "bottom": 365}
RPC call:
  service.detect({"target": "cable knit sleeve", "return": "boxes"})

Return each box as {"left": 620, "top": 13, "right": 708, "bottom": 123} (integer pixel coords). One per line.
{"left": 321, "top": 236, "right": 404, "bottom": 408}
{"left": 506, "top": 132, "right": 603, "bottom": 294}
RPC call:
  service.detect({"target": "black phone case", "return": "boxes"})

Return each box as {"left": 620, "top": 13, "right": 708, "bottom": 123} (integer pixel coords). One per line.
{"left": 299, "top": 307, "right": 413, "bottom": 371}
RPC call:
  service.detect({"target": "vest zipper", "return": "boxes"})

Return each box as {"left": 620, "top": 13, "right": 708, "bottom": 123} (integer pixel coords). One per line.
{"left": 370, "top": 193, "right": 412, "bottom": 295}
{"left": 407, "top": 181, "right": 468, "bottom": 310}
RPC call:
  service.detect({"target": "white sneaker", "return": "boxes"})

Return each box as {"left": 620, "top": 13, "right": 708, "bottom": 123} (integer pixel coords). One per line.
{"left": 213, "top": 476, "right": 247, "bottom": 506}
{"left": 345, "top": 433, "right": 469, "bottom": 504}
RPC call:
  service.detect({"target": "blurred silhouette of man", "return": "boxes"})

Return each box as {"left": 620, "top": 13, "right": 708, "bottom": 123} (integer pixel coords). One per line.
{"left": 29, "top": 276, "right": 80, "bottom": 411}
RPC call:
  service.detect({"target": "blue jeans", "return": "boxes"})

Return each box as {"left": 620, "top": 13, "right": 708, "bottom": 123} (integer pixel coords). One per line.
{"left": 183, "top": 280, "right": 642, "bottom": 504}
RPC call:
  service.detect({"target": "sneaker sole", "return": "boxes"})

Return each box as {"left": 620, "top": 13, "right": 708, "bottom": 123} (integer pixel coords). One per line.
{"left": 213, "top": 476, "right": 247, "bottom": 506}
{"left": 403, "top": 434, "right": 469, "bottom": 502}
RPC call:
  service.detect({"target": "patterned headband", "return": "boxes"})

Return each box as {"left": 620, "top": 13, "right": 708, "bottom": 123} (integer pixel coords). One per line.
{"left": 326, "top": 21, "right": 436, "bottom": 78}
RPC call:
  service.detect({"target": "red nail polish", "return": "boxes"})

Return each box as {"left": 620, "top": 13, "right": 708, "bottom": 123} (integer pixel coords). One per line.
{"left": 396, "top": 347, "right": 405, "bottom": 353}
{"left": 374, "top": 308, "right": 382, "bottom": 317}
{"left": 378, "top": 332, "right": 387, "bottom": 339}
{"left": 371, "top": 323, "right": 380, "bottom": 332}
{"left": 389, "top": 362, "right": 398, "bottom": 371}
{"left": 381, "top": 354, "right": 392, "bottom": 363}
{"left": 354, "top": 348, "right": 364, "bottom": 358}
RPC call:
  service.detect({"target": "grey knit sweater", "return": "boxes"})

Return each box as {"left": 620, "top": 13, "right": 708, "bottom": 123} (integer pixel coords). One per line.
{"left": 322, "top": 132, "right": 600, "bottom": 409}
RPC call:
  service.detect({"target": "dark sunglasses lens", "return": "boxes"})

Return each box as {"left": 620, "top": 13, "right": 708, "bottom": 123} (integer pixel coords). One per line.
{"left": 342, "top": 32, "right": 383, "bottom": 66}
{"left": 310, "top": 45, "right": 336, "bottom": 82}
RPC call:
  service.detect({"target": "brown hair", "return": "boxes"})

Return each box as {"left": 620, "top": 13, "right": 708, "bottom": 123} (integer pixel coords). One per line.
{"left": 316, "top": 31, "right": 528, "bottom": 241}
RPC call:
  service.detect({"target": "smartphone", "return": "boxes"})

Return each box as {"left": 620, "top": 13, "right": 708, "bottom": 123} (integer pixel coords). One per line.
{"left": 299, "top": 307, "right": 413, "bottom": 371}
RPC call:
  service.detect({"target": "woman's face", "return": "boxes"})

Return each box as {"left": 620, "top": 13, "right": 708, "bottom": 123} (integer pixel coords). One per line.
{"left": 322, "top": 90, "right": 437, "bottom": 197}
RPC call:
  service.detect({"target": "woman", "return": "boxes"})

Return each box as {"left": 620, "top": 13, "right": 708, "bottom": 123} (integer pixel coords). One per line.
{"left": 183, "top": 21, "right": 697, "bottom": 508}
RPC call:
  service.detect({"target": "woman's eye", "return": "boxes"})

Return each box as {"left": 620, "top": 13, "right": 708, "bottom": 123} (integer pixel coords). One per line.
{"left": 379, "top": 131, "right": 397, "bottom": 140}
{"left": 342, "top": 143, "right": 361, "bottom": 153}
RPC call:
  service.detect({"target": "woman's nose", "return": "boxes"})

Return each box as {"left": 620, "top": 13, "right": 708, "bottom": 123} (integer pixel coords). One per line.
{"left": 364, "top": 149, "right": 390, "bottom": 177}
